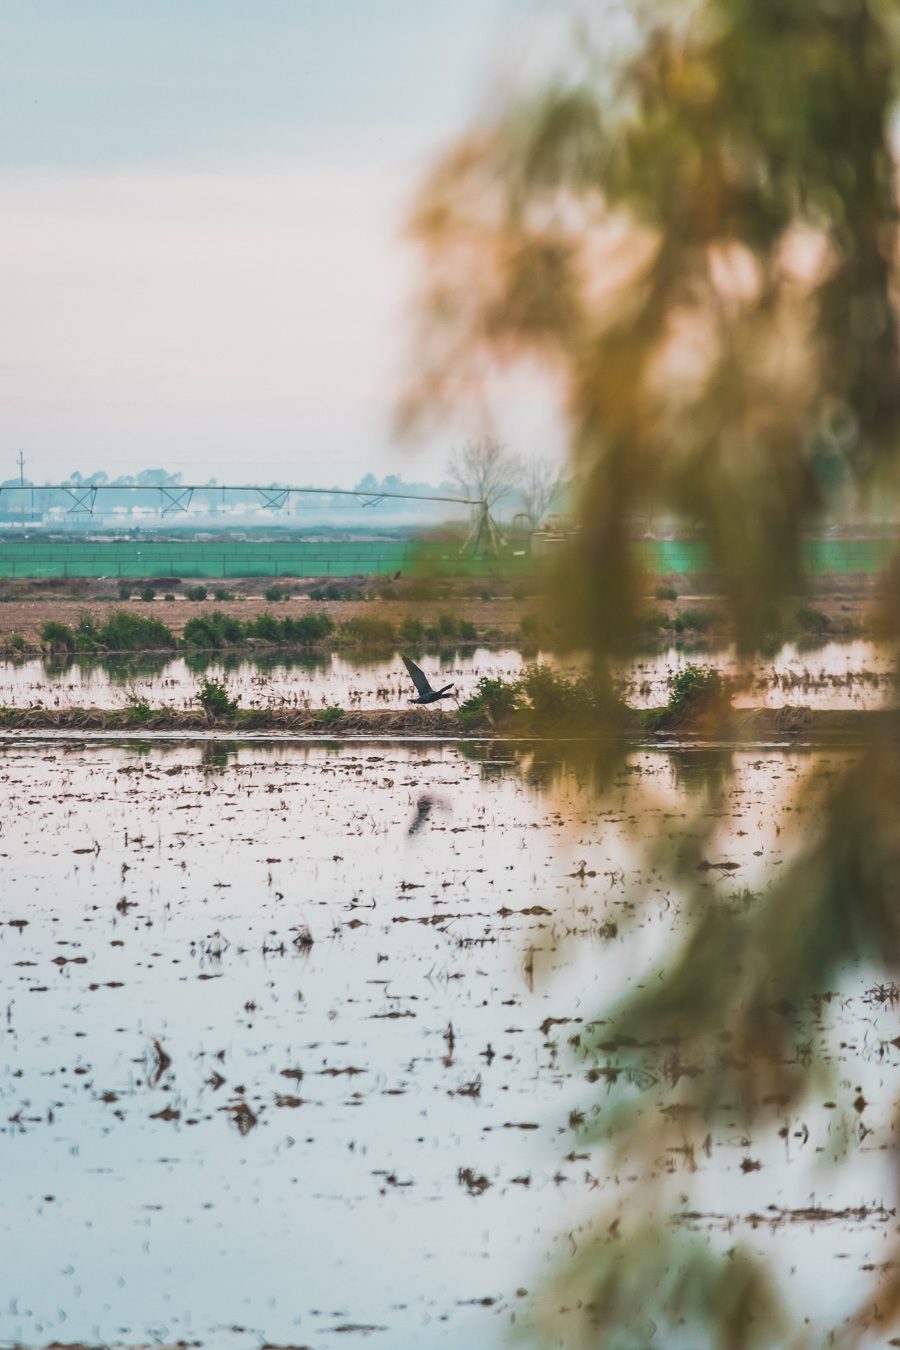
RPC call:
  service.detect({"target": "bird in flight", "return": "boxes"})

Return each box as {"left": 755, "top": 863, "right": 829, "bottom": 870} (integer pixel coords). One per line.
{"left": 401, "top": 656, "right": 456, "bottom": 705}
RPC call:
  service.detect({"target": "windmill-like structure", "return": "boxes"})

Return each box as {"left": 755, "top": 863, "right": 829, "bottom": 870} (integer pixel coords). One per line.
{"left": 459, "top": 498, "right": 506, "bottom": 557}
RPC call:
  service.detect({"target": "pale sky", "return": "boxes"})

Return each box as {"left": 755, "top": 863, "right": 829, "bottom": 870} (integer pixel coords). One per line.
{"left": 0, "top": 0, "right": 565, "bottom": 488}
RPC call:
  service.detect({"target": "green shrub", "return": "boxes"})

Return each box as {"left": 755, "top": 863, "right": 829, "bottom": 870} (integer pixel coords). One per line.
{"left": 183, "top": 616, "right": 217, "bottom": 647}
{"left": 163, "top": 593, "right": 176, "bottom": 602}
{"left": 675, "top": 607, "right": 716, "bottom": 633}
{"left": 280, "top": 613, "right": 334, "bottom": 644}
{"left": 458, "top": 665, "right": 613, "bottom": 730}
{"left": 140, "top": 586, "right": 156, "bottom": 603}
{"left": 118, "top": 585, "right": 133, "bottom": 601}
{"left": 794, "top": 605, "right": 831, "bottom": 634}
{"left": 245, "top": 610, "right": 278, "bottom": 642}
{"left": 196, "top": 677, "right": 238, "bottom": 719}
{"left": 398, "top": 616, "right": 424, "bottom": 645}
{"left": 641, "top": 608, "right": 670, "bottom": 633}
{"left": 339, "top": 616, "right": 396, "bottom": 645}
{"left": 520, "top": 614, "right": 540, "bottom": 641}
{"left": 264, "top": 585, "right": 285, "bottom": 602}
{"left": 97, "top": 609, "right": 176, "bottom": 651}
{"left": 181, "top": 609, "right": 335, "bottom": 649}
{"left": 458, "top": 676, "right": 524, "bottom": 728}
{"left": 425, "top": 618, "right": 465, "bottom": 644}
{"left": 41, "top": 620, "right": 76, "bottom": 653}
{"left": 316, "top": 705, "right": 344, "bottom": 725}
{"left": 73, "top": 613, "right": 102, "bottom": 652}
{"left": 182, "top": 610, "right": 243, "bottom": 649}
{"left": 458, "top": 619, "right": 477, "bottom": 641}
{"left": 209, "top": 611, "right": 243, "bottom": 644}
{"left": 519, "top": 664, "right": 609, "bottom": 725}
{"left": 655, "top": 584, "right": 678, "bottom": 601}
{"left": 42, "top": 611, "right": 175, "bottom": 654}
{"left": 663, "top": 664, "right": 726, "bottom": 722}
{"left": 213, "top": 587, "right": 235, "bottom": 601}
{"left": 124, "top": 690, "right": 153, "bottom": 724}
{"left": 8, "top": 632, "right": 26, "bottom": 653}
{"left": 185, "top": 585, "right": 208, "bottom": 601}
{"left": 519, "top": 665, "right": 572, "bottom": 722}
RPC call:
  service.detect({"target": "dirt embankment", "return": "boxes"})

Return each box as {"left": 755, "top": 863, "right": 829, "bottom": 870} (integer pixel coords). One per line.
{"left": 646, "top": 703, "right": 898, "bottom": 743}
{"left": 0, "top": 703, "right": 895, "bottom": 744}
{"left": 0, "top": 706, "right": 466, "bottom": 735}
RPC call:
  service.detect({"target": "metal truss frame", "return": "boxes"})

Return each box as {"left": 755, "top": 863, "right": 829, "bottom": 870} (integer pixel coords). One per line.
{"left": 2, "top": 483, "right": 506, "bottom": 555}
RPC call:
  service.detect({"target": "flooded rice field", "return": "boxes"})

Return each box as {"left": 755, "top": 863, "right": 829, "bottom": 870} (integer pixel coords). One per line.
{"left": 1, "top": 736, "right": 898, "bottom": 1348}
{"left": 1, "top": 637, "right": 896, "bottom": 712}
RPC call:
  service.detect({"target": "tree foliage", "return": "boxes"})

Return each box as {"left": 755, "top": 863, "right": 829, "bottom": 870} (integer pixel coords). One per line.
{"left": 406, "top": 2, "right": 900, "bottom": 1345}
{"left": 407, "top": 0, "right": 900, "bottom": 651}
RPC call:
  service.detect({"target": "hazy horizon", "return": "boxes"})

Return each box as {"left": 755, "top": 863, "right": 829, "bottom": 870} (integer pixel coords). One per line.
{"left": 1, "top": 1, "right": 566, "bottom": 490}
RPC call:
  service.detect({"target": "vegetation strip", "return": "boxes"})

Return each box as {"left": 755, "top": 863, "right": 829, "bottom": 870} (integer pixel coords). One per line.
{"left": 1, "top": 663, "right": 894, "bottom": 739}
{"left": 0, "top": 704, "right": 894, "bottom": 744}
{"left": 29, "top": 606, "right": 483, "bottom": 656}
{"left": 0, "top": 587, "right": 868, "bottom": 659}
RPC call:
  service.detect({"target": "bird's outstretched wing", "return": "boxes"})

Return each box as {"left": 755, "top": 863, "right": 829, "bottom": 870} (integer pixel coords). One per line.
{"left": 402, "top": 655, "right": 433, "bottom": 697}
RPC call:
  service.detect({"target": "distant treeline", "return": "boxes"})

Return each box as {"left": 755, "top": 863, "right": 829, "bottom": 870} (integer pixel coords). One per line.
{"left": 0, "top": 469, "right": 464, "bottom": 521}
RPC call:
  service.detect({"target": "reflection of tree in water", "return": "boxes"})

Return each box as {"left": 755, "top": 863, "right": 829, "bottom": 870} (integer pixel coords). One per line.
{"left": 200, "top": 740, "right": 238, "bottom": 774}
{"left": 97, "top": 653, "right": 174, "bottom": 685}
{"left": 458, "top": 739, "right": 520, "bottom": 776}
{"left": 460, "top": 738, "right": 631, "bottom": 796}
{"left": 666, "top": 746, "right": 735, "bottom": 800}
{"left": 182, "top": 649, "right": 332, "bottom": 678}
{"left": 407, "top": 0, "right": 900, "bottom": 1341}
{"left": 39, "top": 653, "right": 175, "bottom": 683}
{"left": 40, "top": 655, "right": 75, "bottom": 678}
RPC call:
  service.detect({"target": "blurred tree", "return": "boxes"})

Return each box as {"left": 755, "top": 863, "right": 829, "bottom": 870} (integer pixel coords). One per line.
{"left": 520, "top": 455, "right": 562, "bottom": 527}
{"left": 405, "top": 0, "right": 900, "bottom": 651}
{"left": 405, "top": 1, "right": 900, "bottom": 1346}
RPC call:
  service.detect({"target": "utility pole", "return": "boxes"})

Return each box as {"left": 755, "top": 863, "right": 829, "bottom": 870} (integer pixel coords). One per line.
{"left": 17, "top": 450, "right": 25, "bottom": 531}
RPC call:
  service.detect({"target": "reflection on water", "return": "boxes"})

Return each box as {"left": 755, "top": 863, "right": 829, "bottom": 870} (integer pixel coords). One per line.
{"left": 0, "top": 739, "right": 895, "bottom": 1348}
{"left": 0, "top": 648, "right": 530, "bottom": 712}
{"left": 0, "top": 639, "right": 896, "bottom": 712}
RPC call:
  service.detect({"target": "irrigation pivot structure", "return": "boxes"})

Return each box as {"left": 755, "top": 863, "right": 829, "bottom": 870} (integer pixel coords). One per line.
{"left": 0, "top": 482, "right": 503, "bottom": 555}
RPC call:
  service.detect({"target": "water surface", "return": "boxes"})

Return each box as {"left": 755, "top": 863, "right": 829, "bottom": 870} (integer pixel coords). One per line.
{"left": 0, "top": 739, "right": 895, "bottom": 1348}
{"left": 1, "top": 638, "right": 894, "bottom": 712}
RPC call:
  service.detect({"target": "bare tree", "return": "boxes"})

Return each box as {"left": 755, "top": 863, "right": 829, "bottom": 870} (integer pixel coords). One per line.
{"left": 448, "top": 436, "right": 521, "bottom": 509}
{"left": 520, "top": 456, "right": 560, "bottom": 528}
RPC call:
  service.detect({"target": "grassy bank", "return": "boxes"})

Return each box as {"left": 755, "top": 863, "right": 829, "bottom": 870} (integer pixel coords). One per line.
{"left": 19, "top": 607, "right": 484, "bottom": 659}
{"left": 0, "top": 664, "right": 891, "bottom": 742}
{"left": 0, "top": 594, "right": 868, "bottom": 661}
{"left": 0, "top": 701, "right": 890, "bottom": 744}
